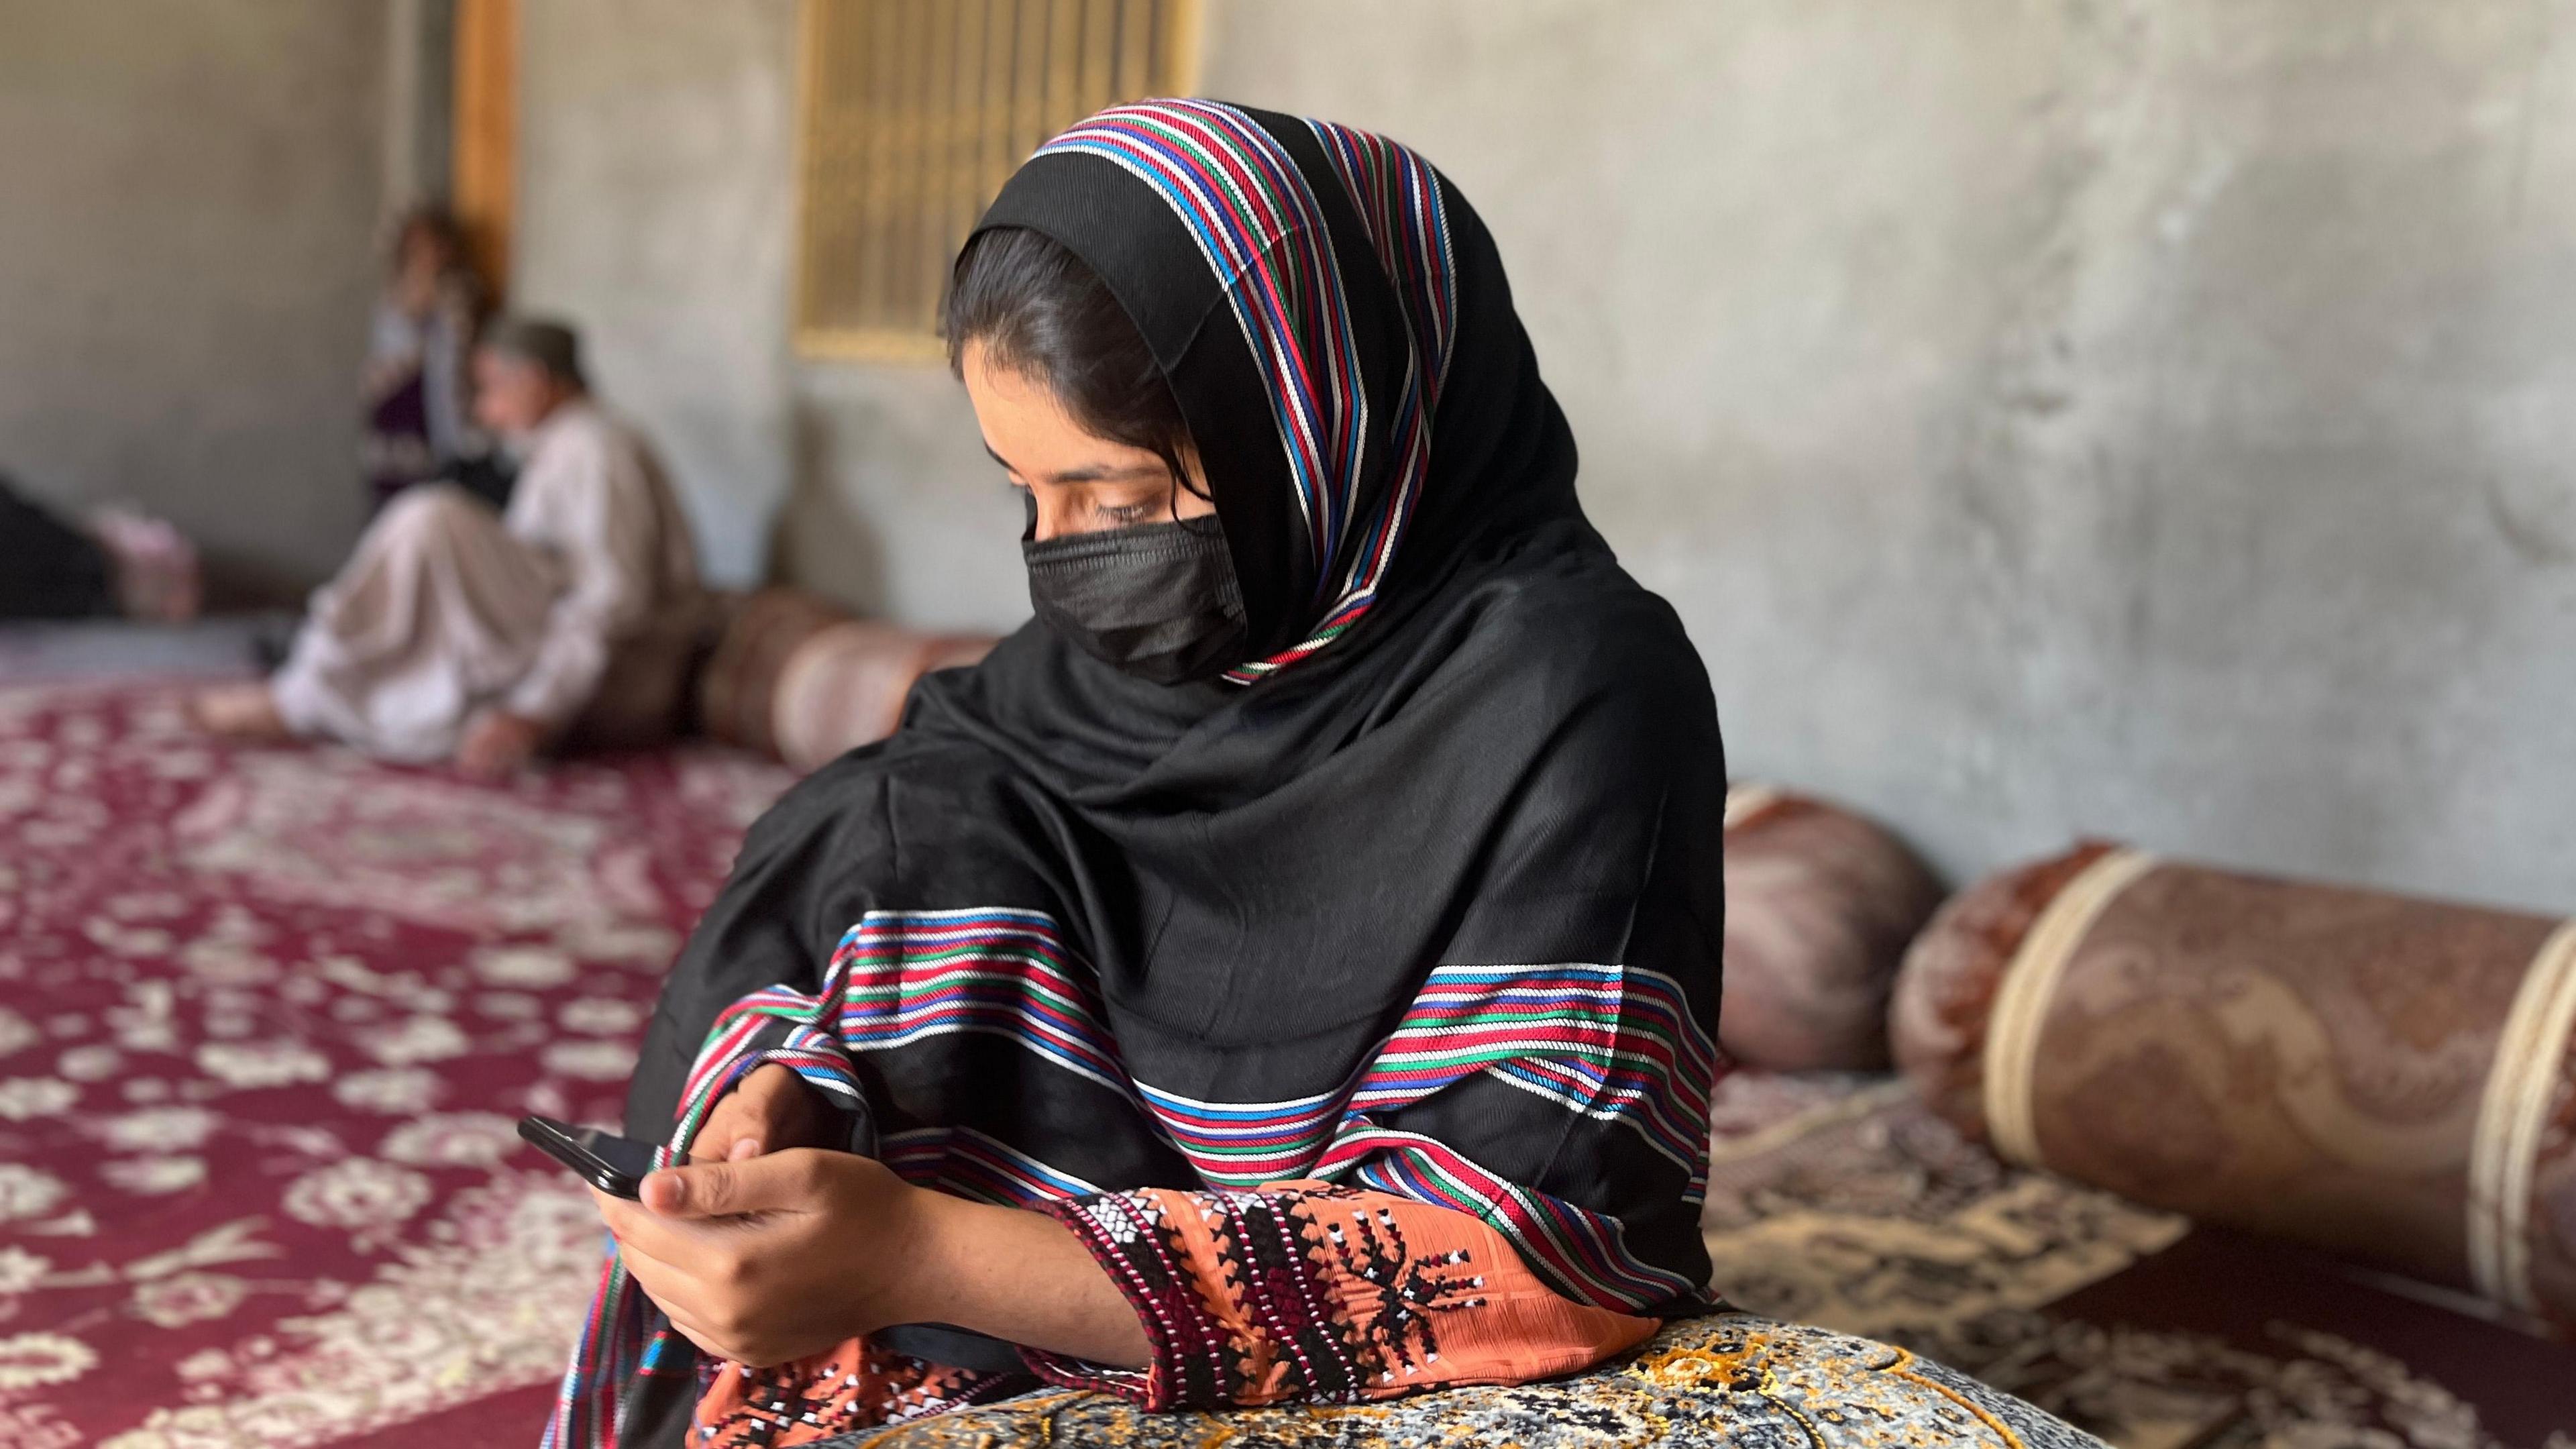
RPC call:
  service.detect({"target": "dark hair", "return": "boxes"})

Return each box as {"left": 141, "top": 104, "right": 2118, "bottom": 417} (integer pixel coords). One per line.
{"left": 391, "top": 203, "right": 466, "bottom": 270}
{"left": 944, "top": 227, "right": 1201, "bottom": 498}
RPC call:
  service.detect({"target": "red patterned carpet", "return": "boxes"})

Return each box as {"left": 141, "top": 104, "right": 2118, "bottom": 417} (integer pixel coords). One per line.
{"left": 0, "top": 682, "right": 795, "bottom": 1448}
{"left": 8, "top": 679, "right": 2569, "bottom": 1449}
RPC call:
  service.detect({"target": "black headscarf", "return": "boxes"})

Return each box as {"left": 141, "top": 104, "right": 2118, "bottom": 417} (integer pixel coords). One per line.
{"left": 613, "top": 97, "right": 1726, "bottom": 1437}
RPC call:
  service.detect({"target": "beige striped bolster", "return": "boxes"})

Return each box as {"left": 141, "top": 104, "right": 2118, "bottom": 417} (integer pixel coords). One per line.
{"left": 1721, "top": 783, "right": 1782, "bottom": 831}
{"left": 2467, "top": 919, "right": 2576, "bottom": 1313}
{"left": 1981, "top": 848, "right": 2161, "bottom": 1169}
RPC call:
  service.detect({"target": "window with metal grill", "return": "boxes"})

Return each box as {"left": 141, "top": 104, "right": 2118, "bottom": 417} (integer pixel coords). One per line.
{"left": 796, "top": 0, "right": 1199, "bottom": 360}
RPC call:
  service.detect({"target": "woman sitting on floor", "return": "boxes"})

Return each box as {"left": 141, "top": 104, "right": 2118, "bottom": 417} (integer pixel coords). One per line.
{"left": 195, "top": 319, "right": 704, "bottom": 775}
{"left": 362, "top": 205, "right": 491, "bottom": 511}
{"left": 559, "top": 102, "right": 2095, "bottom": 1449}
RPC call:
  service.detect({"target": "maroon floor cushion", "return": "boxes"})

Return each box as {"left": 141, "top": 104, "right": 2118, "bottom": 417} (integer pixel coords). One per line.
{"left": 696, "top": 589, "right": 994, "bottom": 772}
{"left": 1890, "top": 843, "right": 2576, "bottom": 1328}
{"left": 1719, "top": 784, "right": 1943, "bottom": 1071}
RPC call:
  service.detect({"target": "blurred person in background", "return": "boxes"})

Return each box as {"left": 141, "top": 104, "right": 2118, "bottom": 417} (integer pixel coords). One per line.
{"left": 0, "top": 471, "right": 199, "bottom": 624}
{"left": 363, "top": 205, "right": 502, "bottom": 510}
{"left": 192, "top": 318, "right": 702, "bottom": 776}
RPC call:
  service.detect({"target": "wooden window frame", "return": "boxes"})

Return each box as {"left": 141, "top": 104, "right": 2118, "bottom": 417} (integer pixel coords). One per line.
{"left": 451, "top": 0, "right": 517, "bottom": 301}
{"left": 791, "top": 0, "right": 1203, "bottom": 365}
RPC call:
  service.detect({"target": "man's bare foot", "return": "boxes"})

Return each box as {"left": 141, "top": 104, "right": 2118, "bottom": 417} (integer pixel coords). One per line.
{"left": 191, "top": 684, "right": 293, "bottom": 741}
{"left": 455, "top": 708, "right": 547, "bottom": 780}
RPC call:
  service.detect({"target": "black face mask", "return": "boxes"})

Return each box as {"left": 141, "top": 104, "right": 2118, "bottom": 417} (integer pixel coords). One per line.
{"left": 1023, "top": 515, "right": 1248, "bottom": 684}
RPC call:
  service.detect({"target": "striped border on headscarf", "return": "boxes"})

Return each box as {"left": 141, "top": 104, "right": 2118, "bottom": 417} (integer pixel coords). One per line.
{"left": 1140, "top": 963, "right": 1715, "bottom": 1197}
{"left": 756, "top": 920, "right": 1705, "bottom": 1312}
{"left": 1328, "top": 1126, "right": 1705, "bottom": 1309}
{"left": 1036, "top": 101, "right": 1457, "bottom": 683}
{"left": 547, "top": 899, "right": 1717, "bottom": 1444}
{"left": 712, "top": 915, "right": 1713, "bottom": 1215}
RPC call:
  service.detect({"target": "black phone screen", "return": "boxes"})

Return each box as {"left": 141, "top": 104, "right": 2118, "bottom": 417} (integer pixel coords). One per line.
{"left": 518, "top": 1115, "right": 660, "bottom": 1198}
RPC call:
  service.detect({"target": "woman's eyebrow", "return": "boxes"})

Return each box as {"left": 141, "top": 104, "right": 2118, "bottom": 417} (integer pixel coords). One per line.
{"left": 1048, "top": 463, "right": 1167, "bottom": 484}
{"left": 984, "top": 443, "right": 1164, "bottom": 486}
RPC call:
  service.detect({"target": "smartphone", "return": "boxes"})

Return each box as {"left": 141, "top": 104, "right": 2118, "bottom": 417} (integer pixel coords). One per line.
{"left": 520, "top": 1113, "right": 1027, "bottom": 1374}
{"left": 519, "top": 1115, "right": 661, "bottom": 1198}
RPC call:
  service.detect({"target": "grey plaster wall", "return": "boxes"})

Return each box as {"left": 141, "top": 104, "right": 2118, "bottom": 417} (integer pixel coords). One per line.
{"left": 529, "top": 1, "right": 2576, "bottom": 911}
{"left": 508, "top": 0, "right": 1029, "bottom": 621}
{"left": 0, "top": 0, "right": 389, "bottom": 598}
{"left": 784, "top": 363, "right": 1027, "bottom": 631}
{"left": 513, "top": 0, "right": 800, "bottom": 588}
{"left": 1187, "top": 0, "right": 2576, "bottom": 912}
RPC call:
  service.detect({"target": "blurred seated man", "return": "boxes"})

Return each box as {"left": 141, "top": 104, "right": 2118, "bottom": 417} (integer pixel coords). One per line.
{"left": 194, "top": 318, "right": 703, "bottom": 776}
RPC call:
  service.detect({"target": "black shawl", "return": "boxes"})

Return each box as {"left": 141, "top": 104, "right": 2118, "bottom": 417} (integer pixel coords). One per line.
{"left": 619, "top": 97, "right": 1726, "bottom": 1429}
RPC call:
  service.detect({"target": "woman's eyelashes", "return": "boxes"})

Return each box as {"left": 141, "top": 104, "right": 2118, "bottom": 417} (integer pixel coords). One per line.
{"left": 1009, "top": 480, "right": 1157, "bottom": 531}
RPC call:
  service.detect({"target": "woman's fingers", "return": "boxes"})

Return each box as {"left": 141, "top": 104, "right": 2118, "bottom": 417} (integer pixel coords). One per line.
{"left": 594, "top": 1188, "right": 675, "bottom": 1256}
{"left": 642, "top": 1148, "right": 824, "bottom": 1220}
{"left": 614, "top": 1228, "right": 691, "bottom": 1305}
{"left": 600, "top": 1152, "right": 926, "bottom": 1368}
{"left": 597, "top": 1182, "right": 760, "bottom": 1313}
{"left": 606, "top": 1201, "right": 747, "bottom": 1326}
{"left": 615, "top": 1234, "right": 729, "bottom": 1350}
{"left": 607, "top": 1181, "right": 818, "bottom": 1366}
{"left": 692, "top": 1089, "right": 761, "bottom": 1161}
{"left": 690, "top": 1065, "right": 822, "bottom": 1161}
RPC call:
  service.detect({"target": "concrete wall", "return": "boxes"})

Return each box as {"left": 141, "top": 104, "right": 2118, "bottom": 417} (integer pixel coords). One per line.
{"left": 513, "top": 0, "right": 801, "bottom": 588}
{"left": 1185, "top": 0, "right": 2576, "bottom": 913}
{"left": 0, "top": 0, "right": 390, "bottom": 598}
{"left": 511, "top": 0, "right": 1030, "bottom": 618}
{"left": 782, "top": 358, "right": 1025, "bottom": 632}
{"left": 518, "top": 0, "right": 2576, "bottom": 912}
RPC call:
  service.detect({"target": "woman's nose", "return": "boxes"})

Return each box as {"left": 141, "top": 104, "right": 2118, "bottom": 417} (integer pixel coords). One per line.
{"left": 1026, "top": 491, "right": 1077, "bottom": 543}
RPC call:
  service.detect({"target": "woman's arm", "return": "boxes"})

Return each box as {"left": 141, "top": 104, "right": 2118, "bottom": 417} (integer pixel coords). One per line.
{"left": 601, "top": 1146, "right": 1661, "bottom": 1417}
{"left": 594, "top": 1149, "right": 1150, "bottom": 1370}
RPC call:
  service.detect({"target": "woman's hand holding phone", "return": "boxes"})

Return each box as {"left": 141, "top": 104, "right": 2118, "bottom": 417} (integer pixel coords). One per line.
{"left": 689, "top": 1063, "right": 835, "bottom": 1162}
{"left": 591, "top": 1063, "right": 914, "bottom": 1366}
{"left": 592, "top": 1061, "right": 1151, "bottom": 1371}
{"left": 594, "top": 1148, "right": 931, "bottom": 1367}
{"left": 594, "top": 1149, "right": 1148, "bottom": 1372}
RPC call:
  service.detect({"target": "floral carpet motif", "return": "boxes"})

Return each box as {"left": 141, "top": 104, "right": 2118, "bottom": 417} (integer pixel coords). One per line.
{"left": 5, "top": 680, "right": 2569, "bottom": 1449}
{"left": 832, "top": 1315, "right": 2106, "bottom": 1449}
{"left": 1695, "top": 1075, "right": 2576, "bottom": 1449}
{"left": 0, "top": 682, "right": 795, "bottom": 1448}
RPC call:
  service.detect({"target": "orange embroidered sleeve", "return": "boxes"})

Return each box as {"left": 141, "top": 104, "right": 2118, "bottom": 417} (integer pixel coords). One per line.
{"left": 691, "top": 1339, "right": 1024, "bottom": 1447}
{"left": 1025, "top": 1180, "right": 1660, "bottom": 1409}
{"left": 690, "top": 1180, "right": 1662, "bottom": 1440}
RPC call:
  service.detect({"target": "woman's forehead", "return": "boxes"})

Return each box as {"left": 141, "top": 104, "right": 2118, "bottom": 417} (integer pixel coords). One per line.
{"left": 965, "top": 345, "right": 1167, "bottom": 484}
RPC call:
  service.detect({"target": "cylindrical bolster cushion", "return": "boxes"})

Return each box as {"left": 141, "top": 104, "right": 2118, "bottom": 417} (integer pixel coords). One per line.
{"left": 1891, "top": 843, "right": 2576, "bottom": 1324}
{"left": 695, "top": 588, "right": 851, "bottom": 757}
{"left": 1718, "top": 784, "right": 1944, "bottom": 1071}
{"left": 770, "top": 623, "right": 996, "bottom": 773}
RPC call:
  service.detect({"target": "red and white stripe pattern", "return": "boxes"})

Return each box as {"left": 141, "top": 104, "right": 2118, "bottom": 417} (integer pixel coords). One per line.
{"left": 1330, "top": 1126, "right": 1704, "bottom": 1310}
{"left": 552, "top": 910, "right": 1717, "bottom": 1438}
{"left": 880, "top": 1123, "right": 1107, "bottom": 1207}
{"left": 1142, "top": 963, "right": 1715, "bottom": 1198}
